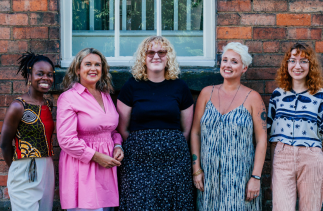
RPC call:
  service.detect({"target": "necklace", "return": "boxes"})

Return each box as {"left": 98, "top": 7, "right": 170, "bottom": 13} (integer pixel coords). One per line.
{"left": 27, "top": 90, "right": 45, "bottom": 106}
{"left": 218, "top": 84, "right": 241, "bottom": 115}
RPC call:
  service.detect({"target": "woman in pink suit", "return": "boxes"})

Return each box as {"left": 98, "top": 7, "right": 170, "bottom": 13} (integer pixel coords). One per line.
{"left": 56, "top": 48, "right": 124, "bottom": 211}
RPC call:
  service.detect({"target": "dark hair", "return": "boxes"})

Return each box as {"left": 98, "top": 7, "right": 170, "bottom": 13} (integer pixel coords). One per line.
{"left": 17, "top": 52, "right": 56, "bottom": 85}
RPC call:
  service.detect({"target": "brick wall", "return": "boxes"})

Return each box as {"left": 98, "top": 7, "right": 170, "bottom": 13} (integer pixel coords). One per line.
{"left": 0, "top": 0, "right": 322, "bottom": 210}
{"left": 217, "top": 0, "right": 323, "bottom": 210}
{"left": 0, "top": 0, "right": 60, "bottom": 209}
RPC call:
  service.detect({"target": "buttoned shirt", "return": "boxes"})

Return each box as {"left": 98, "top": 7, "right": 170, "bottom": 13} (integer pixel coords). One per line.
{"left": 267, "top": 88, "right": 323, "bottom": 148}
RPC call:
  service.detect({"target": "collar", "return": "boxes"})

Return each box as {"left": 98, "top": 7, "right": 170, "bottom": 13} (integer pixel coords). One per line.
{"left": 290, "top": 89, "right": 308, "bottom": 95}
{"left": 73, "top": 82, "right": 87, "bottom": 95}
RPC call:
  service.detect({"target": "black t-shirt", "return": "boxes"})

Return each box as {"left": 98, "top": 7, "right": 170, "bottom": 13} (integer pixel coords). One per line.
{"left": 118, "top": 77, "right": 194, "bottom": 132}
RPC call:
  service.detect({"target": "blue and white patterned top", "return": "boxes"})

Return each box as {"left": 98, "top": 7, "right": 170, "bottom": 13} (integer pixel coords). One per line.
{"left": 267, "top": 87, "right": 323, "bottom": 148}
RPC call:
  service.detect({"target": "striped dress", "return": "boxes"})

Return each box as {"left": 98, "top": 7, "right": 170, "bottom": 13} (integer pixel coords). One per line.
{"left": 197, "top": 87, "right": 261, "bottom": 211}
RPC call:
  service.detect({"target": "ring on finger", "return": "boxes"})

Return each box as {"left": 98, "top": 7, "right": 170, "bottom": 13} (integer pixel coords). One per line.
{"left": 254, "top": 194, "right": 257, "bottom": 197}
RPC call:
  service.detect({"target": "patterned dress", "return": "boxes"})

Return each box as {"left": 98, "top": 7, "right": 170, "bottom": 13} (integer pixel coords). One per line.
{"left": 197, "top": 87, "right": 261, "bottom": 211}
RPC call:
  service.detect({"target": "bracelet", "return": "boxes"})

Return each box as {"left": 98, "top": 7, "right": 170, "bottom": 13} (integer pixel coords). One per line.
{"left": 114, "top": 144, "right": 124, "bottom": 152}
{"left": 192, "top": 169, "right": 203, "bottom": 176}
{"left": 251, "top": 175, "right": 261, "bottom": 180}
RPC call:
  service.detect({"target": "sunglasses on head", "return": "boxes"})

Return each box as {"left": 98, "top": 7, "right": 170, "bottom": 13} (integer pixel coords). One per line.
{"left": 146, "top": 50, "right": 167, "bottom": 58}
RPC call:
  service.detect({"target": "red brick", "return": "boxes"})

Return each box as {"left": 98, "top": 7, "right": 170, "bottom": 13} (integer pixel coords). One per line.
{"left": 30, "top": 40, "right": 59, "bottom": 53}
{"left": 8, "top": 41, "right": 28, "bottom": 53}
{"left": 0, "top": 41, "right": 8, "bottom": 53}
{"left": 253, "top": 0, "right": 288, "bottom": 12}
{"left": 0, "top": 54, "right": 21, "bottom": 66}
{"left": 0, "top": 161, "right": 8, "bottom": 172}
{"left": 13, "top": 0, "right": 47, "bottom": 11}
{"left": 217, "top": 13, "right": 241, "bottom": 26}
{"left": 0, "top": 28, "right": 10, "bottom": 39}
{"left": 253, "top": 27, "right": 286, "bottom": 40}
{"left": 242, "top": 81, "right": 265, "bottom": 93}
{"left": 265, "top": 80, "right": 278, "bottom": 93}
{"left": 262, "top": 95, "right": 271, "bottom": 106}
{"left": 288, "top": 28, "right": 322, "bottom": 40}
{"left": 0, "top": 82, "right": 11, "bottom": 94}
{"left": 0, "top": 67, "right": 24, "bottom": 80}
{"left": 281, "top": 41, "right": 314, "bottom": 52}
{"left": 289, "top": 0, "right": 323, "bottom": 12}
{"left": 0, "top": 1, "right": 10, "bottom": 11}
{"left": 0, "top": 94, "right": 21, "bottom": 107}
{"left": 0, "top": 175, "right": 8, "bottom": 186}
{"left": 0, "top": 14, "right": 28, "bottom": 25}
{"left": 49, "top": 27, "right": 59, "bottom": 39}
{"left": 240, "top": 14, "right": 275, "bottom": 26}
{"left": 217, "top": 40, "right": 244, "bottom": 53}
{"left": 13, "top": 81, "right": 28, "bottom": 94}
{"left": 277, "top": 14, "right": 311, "bottom": 26}
{"left": 246, "top": 68, "right": 278, "bottom": 80}
{"left": 30, "top": 12, "right": 58, "bottom": 25}
{"left": 218, "top": 0, "right": 251, "bottom": 12}
{"left": 43, "top": 54, "right": 59, "bottom": 66}
{"left": 13, "top": 27, "right": 48, "bottom": 39}
{"left": 3, "top": 187, "right": 9, "bottom": 199}
{"left": 49, "top": 0, "right": 58, "bottom": 11}
{"left": 313, "top": 15, "right": 323, "bottom": 26}
{"left": 245, "top": 41, "right": 262, "bottom": 53}
{"left": 263, "top": 41, "right": 280, "bottom": 53}
{"left": 0, "top": 121, "right": 2, "bottom": 133}
{"left": 217, "top": 27, "right": 252, "bottom": 39}
{"left": 316, "top": 42, "right": 323, "bottom": 53}
{"left": 253, "top": 54, "right": 284, "bottom": 67}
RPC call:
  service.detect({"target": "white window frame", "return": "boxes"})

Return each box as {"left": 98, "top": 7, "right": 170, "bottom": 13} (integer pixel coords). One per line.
{"left": 60, "top": 0, "right": 215, "bottom": 67}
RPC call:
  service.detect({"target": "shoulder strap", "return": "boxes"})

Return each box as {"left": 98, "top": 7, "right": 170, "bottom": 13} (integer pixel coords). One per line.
{"left": 242, "top": 90, "right": 253, "bottom": 105}
{"left": 15, "top": 97, "right": 26, "bottom": 108}
{"left": 209, "top": 85, "right": 215, "bottom": 101}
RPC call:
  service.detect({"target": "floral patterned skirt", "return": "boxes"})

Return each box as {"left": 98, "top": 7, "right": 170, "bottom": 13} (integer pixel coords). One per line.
{"left": 119, "top": 129, "right": 194, "bottom": 211}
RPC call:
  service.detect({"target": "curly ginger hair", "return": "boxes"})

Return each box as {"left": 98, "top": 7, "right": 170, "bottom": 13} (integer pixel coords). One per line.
{"left": 276, "top": 43, "right": 323, "bottom": 95}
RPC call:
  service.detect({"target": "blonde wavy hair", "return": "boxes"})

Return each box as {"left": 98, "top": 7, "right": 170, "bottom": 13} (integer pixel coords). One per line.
{"left": 62, "top": 48, "right": 114, "bottom": 93}
{"left": 276, "top": 43, "right": 323, "bottom": 95}
{"left": 132, "top": 36, "right": 180, "bottom": 80}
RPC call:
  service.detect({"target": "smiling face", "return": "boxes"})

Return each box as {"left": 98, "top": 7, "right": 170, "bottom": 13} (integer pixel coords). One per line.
{"left": 220, "top": 49, "right": 247, "bottom": 79}
{"left": 30, "top": 61, "right": 54, "bottom": 93}
{"left": 287, "top": 49, "right": 310, "bottom": 84}
{"left": 77, "top": 53, "right": 102, "bottom": 87}
{"left": 145, "top": 42, "right": 167, "bottom": 76}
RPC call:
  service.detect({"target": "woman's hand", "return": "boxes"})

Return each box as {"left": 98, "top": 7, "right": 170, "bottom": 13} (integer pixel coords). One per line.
{"left": 113, "top": 147, "right": 124, "bottom": 162}
{"left": 92, "top": 151, "right": 121, "bottom": 168}
{"left": 193, "top": 172, "right": 205, "bottom": 192}
{"left": 245, "top": 177, "right": 260, "bottom": 201}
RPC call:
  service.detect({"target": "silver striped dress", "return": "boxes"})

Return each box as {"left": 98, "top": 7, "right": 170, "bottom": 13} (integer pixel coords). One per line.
{"left": 197, "top": 87, "right": 261, "bottom": 211}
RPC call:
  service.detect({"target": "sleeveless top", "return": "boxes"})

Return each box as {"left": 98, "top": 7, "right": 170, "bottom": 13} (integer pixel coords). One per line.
{"left": 197, "top": 86, "right": 261, "bottom": 211}
{"left": 13, "top": 97, "right": 54, "bottom": 160}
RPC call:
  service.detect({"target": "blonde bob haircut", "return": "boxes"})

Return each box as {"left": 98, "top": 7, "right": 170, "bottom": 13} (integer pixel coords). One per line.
{"left": 222, "top": 42, "right": 252, "bottom": 68}
{"left": 132, "top": 36, "right": 180, "bottom": 80}
{"left": 62, "top": 48, "right": 114, "bottom": 93}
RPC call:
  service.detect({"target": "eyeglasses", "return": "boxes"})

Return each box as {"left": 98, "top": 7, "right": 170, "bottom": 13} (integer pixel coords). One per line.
{"left": 287, "top": 59, "right": 309, "bottom": 66}
{"left": 146, "top": 50, "right": 167, "bottom": 58}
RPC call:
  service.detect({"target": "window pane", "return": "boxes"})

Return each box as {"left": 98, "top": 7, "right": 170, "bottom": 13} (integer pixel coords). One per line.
{"left": 162, "top": 0, "right": 203, "bottom": 56}
{"left": 72, "top": 0, "right": 115, "bottom": 57}
{"left": 119, "top": 0, "right": 156, "bottom": 56}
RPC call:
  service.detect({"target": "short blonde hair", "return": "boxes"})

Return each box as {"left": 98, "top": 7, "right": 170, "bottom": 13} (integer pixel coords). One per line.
{"left": 222, "top": 42, "right": 252, "bottom": 68}
{"left": 132, "top": 36, "right": 180, "bottom": 80}
{"left": 62, "top": 48, "right": 114, "bottom": 93}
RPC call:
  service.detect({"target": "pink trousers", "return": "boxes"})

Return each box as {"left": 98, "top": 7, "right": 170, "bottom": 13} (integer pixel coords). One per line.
{"left": 272, "top": 142, "right": 323, "bottom": 211}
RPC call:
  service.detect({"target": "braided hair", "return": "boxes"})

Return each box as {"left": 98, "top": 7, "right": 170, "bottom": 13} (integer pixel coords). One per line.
{"left": 17, "top": 52, "right": 56, "bottom": 85}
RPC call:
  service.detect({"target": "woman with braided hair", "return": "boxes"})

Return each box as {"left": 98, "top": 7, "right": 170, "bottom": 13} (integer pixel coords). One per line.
{"left": 0, "top": 52, "right": 55, "bottom": 211}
